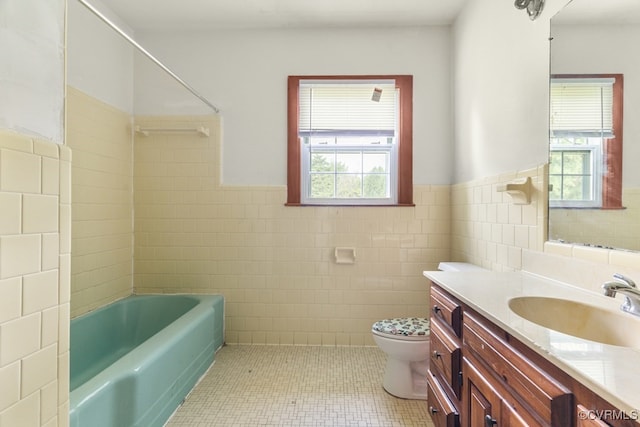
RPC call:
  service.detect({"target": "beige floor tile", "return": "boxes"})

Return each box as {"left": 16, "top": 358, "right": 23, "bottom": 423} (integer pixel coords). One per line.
{"left": 167, "top": 345, "right": 434, "bottom": 427}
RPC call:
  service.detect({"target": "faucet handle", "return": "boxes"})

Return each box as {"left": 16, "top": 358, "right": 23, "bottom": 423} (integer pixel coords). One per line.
{"left": 613, "top": 273, "right": 637, "bottom": 288}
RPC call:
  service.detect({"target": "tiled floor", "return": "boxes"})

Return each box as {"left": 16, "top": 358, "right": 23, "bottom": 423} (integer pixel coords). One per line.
{"left": 167, "top": 345, "right": 435, "bottom": 427}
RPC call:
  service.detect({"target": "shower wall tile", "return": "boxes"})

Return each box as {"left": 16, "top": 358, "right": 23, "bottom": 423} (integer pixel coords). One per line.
{"left": 0, "top": 193, "right": 21, "bottom": 234}
{"left": 41, "top": 233, "right": 59, "bottom": 271}
{"left": 0, "top": 362, "right": 20, "bottom": 412}
{"left": 22, "top": 194, "right": 59, "bottom": 234}
{"left": 0, "top": 234, "right": 41, "bottom": 279}
{"left": 22, "top": 270, "right": 59, "bottom": 315}
{"left": 66, "top": 87, "right": 133, "bottom": 317}
{"left": 40, "top": 381, "right": 58, "bottom": 426}
{"left": 0, "top": 278, "right": 21, "bottom": 324}
{"left": 41, "top": 307, "right": 59, "bottom": 347}
{"left": 0, "top": 149, "right": 41, "bottom": 194}
{"left": 0, "top": 393, "right": 40, "bottom": 427}
{"left": 20, "top": 344, "right": 57, "bottom": 398}
{"left": 0, "top": 313, "right": 41, "bottom": 366}
{"left": 0, "top": 130, "right": 70, "bottom": 427}
{"left": 133, "top": 115, "right": 450, "bottom": 346}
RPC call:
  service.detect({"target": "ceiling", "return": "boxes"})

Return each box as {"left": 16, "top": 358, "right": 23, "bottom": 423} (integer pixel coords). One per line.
{"left": 97, "top": 0, "right": 470, "bottom": 32}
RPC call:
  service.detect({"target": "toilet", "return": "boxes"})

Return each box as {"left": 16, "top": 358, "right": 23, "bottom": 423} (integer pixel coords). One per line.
{"left": 371, "top": 262, "right": 487, "bottom": 400}
{"left": 371, "top": 317, "right": 431, "bottom": 399}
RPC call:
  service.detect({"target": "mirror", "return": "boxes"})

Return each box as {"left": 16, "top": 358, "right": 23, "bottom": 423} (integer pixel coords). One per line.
{"left": 549, "top": 0, "right": 640, "bottom": 251}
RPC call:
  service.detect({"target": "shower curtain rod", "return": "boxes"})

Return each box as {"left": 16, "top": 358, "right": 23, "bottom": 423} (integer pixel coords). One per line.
{"left": 77, "top": 0, "right": 220, "bottom": 114}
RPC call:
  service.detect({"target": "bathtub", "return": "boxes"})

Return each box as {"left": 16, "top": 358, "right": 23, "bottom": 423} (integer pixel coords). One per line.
{"left": 69, "top": 294, "right": 224, "bottom": 427}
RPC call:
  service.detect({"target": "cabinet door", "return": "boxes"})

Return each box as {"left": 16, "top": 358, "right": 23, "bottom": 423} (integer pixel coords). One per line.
{"left": 464, "top": 357, "right": 540, "bottom": 427}
{"left": 464, "top": 357, "right": 501, "bottom": 427}
{"left": 469, "top": 381, "right": 494, "bottom": 427}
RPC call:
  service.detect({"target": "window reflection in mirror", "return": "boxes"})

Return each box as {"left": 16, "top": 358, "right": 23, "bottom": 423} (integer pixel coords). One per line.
{"left": 549, "top": 0, "right": 640, "bottom": 251}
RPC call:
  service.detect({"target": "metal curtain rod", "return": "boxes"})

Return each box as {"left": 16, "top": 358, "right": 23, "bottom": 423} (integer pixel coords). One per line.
{"left": 77, "top": 0, "right": 220, "bottom": 114}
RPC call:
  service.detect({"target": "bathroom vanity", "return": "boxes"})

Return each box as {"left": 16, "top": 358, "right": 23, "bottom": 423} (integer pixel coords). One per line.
{"left": 424, "top": 271, "right": 640, "bottom": 427}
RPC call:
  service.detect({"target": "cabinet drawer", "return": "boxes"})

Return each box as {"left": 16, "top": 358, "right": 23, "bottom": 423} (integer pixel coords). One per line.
{"left": 463, "top": 312, "right": 572, "bottom": 426}
{"left": 431, "top": 285, "right": 462, "bottom": 337}
{"left": 430, "top": 319, "right": 462, "bottom": 399}
{"left": 427, "top": 369, "right": 460, "bottom": 427}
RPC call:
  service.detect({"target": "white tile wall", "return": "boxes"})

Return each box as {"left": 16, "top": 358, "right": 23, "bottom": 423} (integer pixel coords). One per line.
{"left": 549, "top": 188, "right": 640, "bottom": 251}
{"left": 451, "top": 165, "right": 547, "bottom": 271}
{"left": 66, "top": 87, "right": 133, "bottom": 317}
{"left": 0, "top": 130, "right": 70, "bottom": 427}
{"left": 133, "top": 115, "right": 451, "bottom": 346}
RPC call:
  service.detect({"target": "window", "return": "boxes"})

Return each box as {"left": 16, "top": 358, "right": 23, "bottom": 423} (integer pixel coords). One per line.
{"left": 287, "top": 75, "right": 413, "bottom": 206}
{"left": 549, "top": 74, "right": 623, "bottom": 209}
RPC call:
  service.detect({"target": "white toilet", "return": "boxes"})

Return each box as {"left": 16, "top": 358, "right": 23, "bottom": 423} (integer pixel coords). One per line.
{"left": 371, "top": 317, "right": 431, "bottom": 400}
{"left": 371, "top": 262, "right": 487, "bottom": 400}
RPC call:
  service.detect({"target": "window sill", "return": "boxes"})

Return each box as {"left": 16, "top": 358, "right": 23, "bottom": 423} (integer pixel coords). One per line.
{"left": 549, "top": 206, "right": 626, "bottom": 210}
{"left": 285, "top": 203, "right": 416, "bottom": 207}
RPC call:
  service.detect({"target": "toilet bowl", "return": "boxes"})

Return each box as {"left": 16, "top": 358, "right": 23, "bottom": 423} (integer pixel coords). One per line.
{"left": 371, "top": 317, "right": 430, "bottom": 400}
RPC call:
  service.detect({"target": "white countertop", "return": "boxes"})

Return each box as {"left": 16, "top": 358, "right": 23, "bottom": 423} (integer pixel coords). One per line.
{"left": 423, "top": 270, "right": 640, "bottom": 415}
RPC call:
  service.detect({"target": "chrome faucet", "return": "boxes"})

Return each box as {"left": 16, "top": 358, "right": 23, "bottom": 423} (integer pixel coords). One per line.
{"left": 603, "top": 273, "right": 640, "bottom": 316}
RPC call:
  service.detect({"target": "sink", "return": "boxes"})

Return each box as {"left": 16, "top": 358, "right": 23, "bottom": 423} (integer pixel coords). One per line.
{"left": 508, "top": 296, "right": 640, "bottom": 349}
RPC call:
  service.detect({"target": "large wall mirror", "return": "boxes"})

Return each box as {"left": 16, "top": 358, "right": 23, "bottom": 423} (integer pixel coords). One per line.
{"left": 549, "top": 0, "right": 640, "bottom": 251}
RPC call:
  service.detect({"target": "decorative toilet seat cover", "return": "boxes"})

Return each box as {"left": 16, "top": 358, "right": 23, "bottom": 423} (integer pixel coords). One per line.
{"left": 372, "top": 317, "right": 430, "bottom": 337}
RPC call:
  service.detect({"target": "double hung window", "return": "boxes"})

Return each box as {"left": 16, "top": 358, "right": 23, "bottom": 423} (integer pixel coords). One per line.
{"left": 287, "top": 76, "right": 413, "bottom": 206}
{"left": 549, "top": 75, "right": 623, "bottom": 208}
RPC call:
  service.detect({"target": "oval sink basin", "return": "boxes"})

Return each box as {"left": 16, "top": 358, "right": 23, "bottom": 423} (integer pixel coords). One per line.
{"left": 508, "top": 296, "right": 640, "bottom": 349}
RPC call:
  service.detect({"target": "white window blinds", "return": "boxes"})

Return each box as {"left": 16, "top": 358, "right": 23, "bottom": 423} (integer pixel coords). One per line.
{"left": 298, "top": 80, "right": 397, "bottom": 137}
{"left": 550, "top": 78, "right": 615, "bottom": 138}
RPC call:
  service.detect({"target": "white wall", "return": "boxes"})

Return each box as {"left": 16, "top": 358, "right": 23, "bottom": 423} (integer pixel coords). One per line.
{"left": 452, "top": 0, "right": 568, "bottom": 183}
{"left": 133, "top": 26, "right": 453, "bottom": 185}
{"left": 551, "top": 24, "right": 640, "bottom": 187}
{"left": 0, "top": 0, "right": 65, "bottom": 142}
{"left": 66, "top": 0, "right": 134, "bottom": 113}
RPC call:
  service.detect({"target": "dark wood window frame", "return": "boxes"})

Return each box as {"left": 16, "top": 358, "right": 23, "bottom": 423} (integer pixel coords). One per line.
{"left": 551, "top": 73, "right": 624, "bottom": 209}
{"left": 286, "top": 75, "right": 414, "bottom": 206}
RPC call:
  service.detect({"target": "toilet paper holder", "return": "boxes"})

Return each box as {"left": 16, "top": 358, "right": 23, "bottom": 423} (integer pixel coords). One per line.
{"left": 335, "top": 247, "right": 356, "bottom": 264}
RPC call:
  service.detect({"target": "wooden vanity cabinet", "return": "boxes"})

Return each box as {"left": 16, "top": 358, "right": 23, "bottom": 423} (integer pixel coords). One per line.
{"left": 429, "top": 284, "right": 571, "bottom": 427}
{"left": 463, "top": 311, "right": 572, "bottom": 426}
{"left": 429, "top": 283, "right": 640, "bottom": 427}
{"left": 429, "top": 285, "right": 463, "bottom": 427}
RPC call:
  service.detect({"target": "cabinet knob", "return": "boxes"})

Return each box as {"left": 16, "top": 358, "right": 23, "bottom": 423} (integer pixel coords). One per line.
{"left": 485, "top": 415, "right": 497, "bottom": 427}
{"left": 429, "top": 406, "right": 439, "bottom": 415}
{"left": 433, "top": 350, "right": 442, "bottom": 359}
{"left": 433, "top": 305, "right": 442, "bottom": 315}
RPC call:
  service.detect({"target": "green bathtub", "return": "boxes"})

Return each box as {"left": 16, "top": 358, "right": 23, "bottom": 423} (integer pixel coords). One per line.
{"left": 70, "top": 294, "right": 224, "bottom": 427}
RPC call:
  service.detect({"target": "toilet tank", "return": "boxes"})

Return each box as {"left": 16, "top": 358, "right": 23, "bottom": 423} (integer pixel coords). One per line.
{"left": 437, "top": 262, "right": 487, "bottom": 272}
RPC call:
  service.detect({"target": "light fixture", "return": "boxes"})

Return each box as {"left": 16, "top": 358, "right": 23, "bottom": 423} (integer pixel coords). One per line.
{"left": 514, "top": 0, "right": 545, "bottom": 21}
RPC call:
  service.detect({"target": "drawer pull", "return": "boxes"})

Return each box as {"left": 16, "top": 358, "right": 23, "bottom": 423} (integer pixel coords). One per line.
{"left": 429, "top": 406, "right": 439, "bottom": 415}
{"left": 432, "top": 350, "right": 442, "bottom": 359}
{"left": 485, "top": 415, "right": 497, "bottom": 427}
{"left": 433, "top": 305, "right": 442, "bottom": 315}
